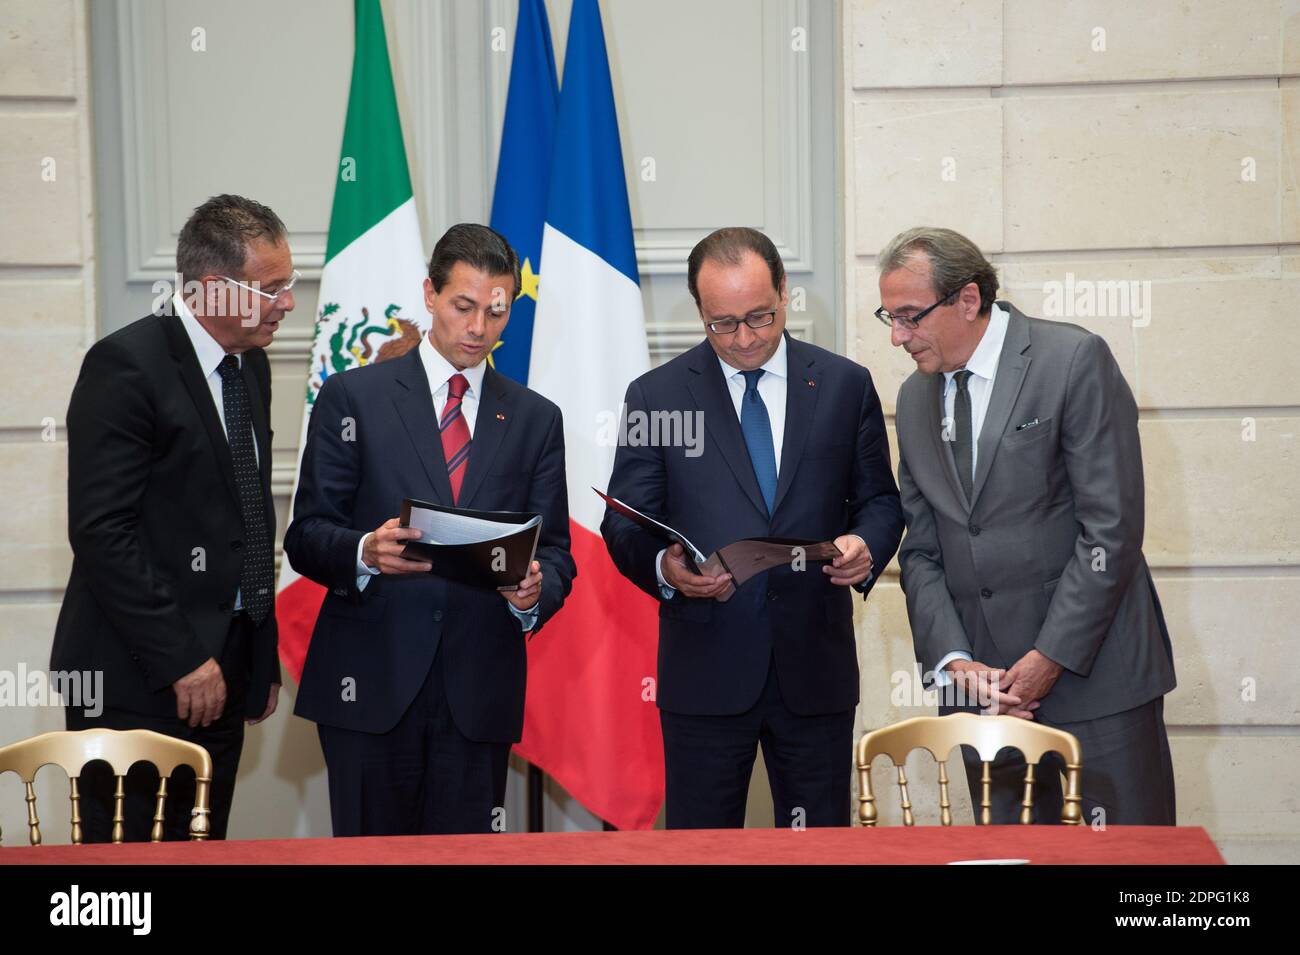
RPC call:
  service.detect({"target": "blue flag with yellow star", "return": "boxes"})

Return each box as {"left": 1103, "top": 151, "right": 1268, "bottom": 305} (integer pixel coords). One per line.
{"left": 488, "top": 0, "right": 558, "bottom": 383}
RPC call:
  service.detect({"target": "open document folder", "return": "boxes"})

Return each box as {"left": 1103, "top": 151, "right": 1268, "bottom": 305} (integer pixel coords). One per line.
{"left": 594, "top": 488, "right": 840, "bottom": 602}
{"left": 399, "top": 498, "right": 542, "bottom": 591}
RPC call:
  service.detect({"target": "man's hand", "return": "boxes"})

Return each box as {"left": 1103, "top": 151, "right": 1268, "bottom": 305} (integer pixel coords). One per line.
{"left": 1003, "top": 649, "right": 1063, "bottom": 712}
{"left": 945, "top": 659, "right": 1040, "bottom": 719}
{"left": 173, "top": 658, "right": 227, "bottom": 728}
{"left": 824, "top": 534, "right": 873, "bottom": 586}
{"left": 363, "top": 517, "right": 433, "bottom": 575}
{"left": 246, "top": 682, "right": 280, "bottom": 726}
{"left": 661, "top": 543, "right": 732, "bottom": 598}
{"left": 504, "top": 560, "right": 543, "bottom": 611}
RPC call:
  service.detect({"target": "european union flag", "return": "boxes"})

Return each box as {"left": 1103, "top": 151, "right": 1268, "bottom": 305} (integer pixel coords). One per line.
{"left": 489, "top": 0, "right": 558, "bottom": 384}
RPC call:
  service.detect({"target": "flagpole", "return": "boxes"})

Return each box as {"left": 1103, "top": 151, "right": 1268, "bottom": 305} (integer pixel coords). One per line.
{"left": 528, "top": 764, "right": 545, "bottom": 832}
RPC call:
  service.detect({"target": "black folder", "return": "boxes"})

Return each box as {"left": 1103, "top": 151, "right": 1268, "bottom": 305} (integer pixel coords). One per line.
{"left": 399, "top": 498, "right": 542, "bottom": 591}
{"left": 595, "top": 488, "right": 840, "bottom": 601}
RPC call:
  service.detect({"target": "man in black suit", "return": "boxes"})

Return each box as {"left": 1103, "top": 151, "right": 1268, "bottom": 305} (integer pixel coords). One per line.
{"left": 284, "top": 223, "right": 575, "bottom": 836}
{"left": 52, "top": 194, "right": 290, "bottom": 840}
{"left": 601, "top": 227, "right": 904, "bottom": 828}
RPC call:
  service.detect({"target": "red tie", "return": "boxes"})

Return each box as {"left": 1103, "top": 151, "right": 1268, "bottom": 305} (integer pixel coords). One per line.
{"left": 440, "top": 373, "right": 472, "bottom": 503}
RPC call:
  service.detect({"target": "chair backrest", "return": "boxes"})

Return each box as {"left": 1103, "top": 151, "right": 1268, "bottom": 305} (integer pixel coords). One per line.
{"left": 855, "top": 713, "right": 1083, "bottom": 826}
{"left": 0, "top": 728, "right": 213, "bottom": 845}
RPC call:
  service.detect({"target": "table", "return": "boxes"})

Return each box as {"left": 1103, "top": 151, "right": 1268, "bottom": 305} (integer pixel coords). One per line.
{"left": 1, "top": 825, "right": 1224, "bottom": 865}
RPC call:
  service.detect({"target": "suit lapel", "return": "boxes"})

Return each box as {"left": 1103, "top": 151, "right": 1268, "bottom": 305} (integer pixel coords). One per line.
{"left": 458, "top": 365, "right": 514, "bottom": 508}
{"left": 686, "top": 342, "right": 769, "bottom": 521}
{"left": 771, "top": 334, "right": 819, "bottom": 517}
{"left": 927, "top": 372, "right": 969, "bottom": 511}
{"left": 391, "top": 348, "right": 454, "bottom": 505}
{"left": 163, "top": 317, "right": 240, "bottom": 507}
{"left": 969, "top": 307, "right": 1032, "bottom": 509}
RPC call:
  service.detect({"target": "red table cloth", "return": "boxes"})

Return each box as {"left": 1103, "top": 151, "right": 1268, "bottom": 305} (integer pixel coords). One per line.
{"left": 1, "top": 825, "right": 1223, "bottom": 865}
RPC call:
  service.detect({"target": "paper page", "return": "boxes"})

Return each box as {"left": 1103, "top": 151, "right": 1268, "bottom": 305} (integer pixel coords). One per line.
{"left": 407, "top": 504, "right": 541, "bottom": 546}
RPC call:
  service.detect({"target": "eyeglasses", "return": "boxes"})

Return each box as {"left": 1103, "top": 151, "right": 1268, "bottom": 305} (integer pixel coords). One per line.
{"left": 875, "top": 276, "right": 975, "bottom": 330}
{"left": 706, "top": 309, "right": 778, "bottom": 335}
{"left": 220, "top": 268, "right": 301, "bottom": 304}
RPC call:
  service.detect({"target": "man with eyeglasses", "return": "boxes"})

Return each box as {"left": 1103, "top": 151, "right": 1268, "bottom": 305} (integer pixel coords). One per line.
{"left": 52, "top": 194, "right": 292, "bottom": 840}
{"left": 881, "top": 226, "right": 1176, "bottom": 825}
{"left": 601, "top": 227, "right": 903, "bottom": 828}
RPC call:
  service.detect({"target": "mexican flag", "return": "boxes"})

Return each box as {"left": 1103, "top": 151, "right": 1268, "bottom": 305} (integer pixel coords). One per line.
{"left": 275, "top": 0, "right": 427, "bottom": 682}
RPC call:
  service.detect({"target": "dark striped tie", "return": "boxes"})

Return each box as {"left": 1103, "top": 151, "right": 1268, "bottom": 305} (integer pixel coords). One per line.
{"left": 217, "top": 355, "right": 273, "bottom": 625}
{"left": 440, "top": 373, "right": 472, "bottom": 504}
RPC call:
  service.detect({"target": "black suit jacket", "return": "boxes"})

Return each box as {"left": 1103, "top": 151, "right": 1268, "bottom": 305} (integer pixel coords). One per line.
{"left": 284, "top": 346, "right": 575, "bottom": 743}
{"left": 51, "top": 312, "right": 281, "bottom": 719}
{"left": 601, "top": 334, "right": 904, "bottom": 717}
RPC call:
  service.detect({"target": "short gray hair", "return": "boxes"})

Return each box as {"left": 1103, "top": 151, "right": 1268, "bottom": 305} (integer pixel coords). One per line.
{"left": 877, "top": 227, "right": 998, "bottom": 315}
{"left": 176, "top": 194, "right": 287, "bottom": 286}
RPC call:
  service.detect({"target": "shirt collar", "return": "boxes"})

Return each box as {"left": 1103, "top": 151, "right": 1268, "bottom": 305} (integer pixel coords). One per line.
{"left": 944, "top": 302, "right": 1009, "bottom": 388}
{"left": 174, "top": 292, "right": 236, "bottom": 378}
{"left": 419, "top": 333, "right": 487, "bottom": 397}
{"left": 717, "top": 332, "right": 788, "bottom": 383}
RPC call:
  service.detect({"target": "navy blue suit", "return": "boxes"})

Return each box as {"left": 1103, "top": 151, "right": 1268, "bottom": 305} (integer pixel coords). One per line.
{"left": 284, "top": 345, "right": 575, "bottom": 833}
{"left": 601, "top": 333, "right": 903, "bottom": 827}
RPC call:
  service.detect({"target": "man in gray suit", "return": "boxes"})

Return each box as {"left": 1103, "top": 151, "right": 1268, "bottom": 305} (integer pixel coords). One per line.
{"left": 880, "top": 226, "right": 1176, "bottom": 825}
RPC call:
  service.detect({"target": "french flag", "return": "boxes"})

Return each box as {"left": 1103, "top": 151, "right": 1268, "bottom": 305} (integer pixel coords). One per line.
{"left": 518, "top": 0, "right": 663, "bottom": 830}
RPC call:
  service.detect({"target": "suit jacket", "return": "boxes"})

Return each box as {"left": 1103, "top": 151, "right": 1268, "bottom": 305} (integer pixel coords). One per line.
{"left": 895, "top": 302, "right": 1176, "bottom": 723}
{"left": 51, "top": 312, "right": 281, "bottom": 719}
{"left": 284, "top": 346, "right": 575, "bottom": 743}
{"left": 601, "top": 333, "right": 904, "bottom": 717}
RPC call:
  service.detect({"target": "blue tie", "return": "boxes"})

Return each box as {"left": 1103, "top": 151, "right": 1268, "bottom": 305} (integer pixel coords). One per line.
{"left": 740, "top": 368, "right": 777, "bottom": 515}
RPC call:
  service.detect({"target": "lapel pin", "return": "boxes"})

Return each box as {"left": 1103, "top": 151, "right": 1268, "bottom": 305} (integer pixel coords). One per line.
{"left": 496, "top": 412, "right": 506, "bottom": 420}
{"left": 807, "top": 379, "right": 816, "bottom": 387}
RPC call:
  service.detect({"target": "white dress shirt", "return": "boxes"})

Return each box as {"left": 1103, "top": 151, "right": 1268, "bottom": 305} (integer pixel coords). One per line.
{"left": 933, "top": 303, "right": 1009, "bottom": 685}
{"left": 940, "top": 302, "right": 1009, "bottom": 483}
{"left": 174, "top": 292, "right": 259, "bottom": 462}
{"left": 174, "top": 293, "right": 259, "bottom": 612}
{"left": 719, "top": 334, "right": 788, "bottom": 472}
{"left": 356, "top": 335, "right": 537, "bottom": 630}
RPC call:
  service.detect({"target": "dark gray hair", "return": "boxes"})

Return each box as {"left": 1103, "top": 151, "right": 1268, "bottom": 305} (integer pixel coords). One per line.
{"left": 176, "top": 194, "right": 287, "bottom": 285}
{"left": 427, "top": 223, "right": 520, "bottom": 297}
{"left": 687, "top": 227, "right": 785, "bottom": 307}
{"left": 877, "top": 227, "right": 999, "bottom": 315}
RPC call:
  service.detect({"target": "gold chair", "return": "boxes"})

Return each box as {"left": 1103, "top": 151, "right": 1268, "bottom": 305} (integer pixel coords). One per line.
{"left": 0, "top": 728, "right": 213, "bottom": 845}
{"left": 856, "top": 713, "right": 1083, "bottom": 826}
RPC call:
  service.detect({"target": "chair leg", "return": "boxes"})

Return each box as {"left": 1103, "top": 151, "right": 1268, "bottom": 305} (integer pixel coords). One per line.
{"left": 1061, "top": 764, "right": 1084, "bottom": 825}
{"left": 856, "top": 765, "right": 877, "bottom": 827}
{"left": 190, "top": 777, "right": 211, "bottom": 841}
{"left": 70, "top": 776, "right": 82, "bottom": 845}
{"left": 896, "top": 765, "right": 914, "bottom": 827}
{"left": 938, "top": 761, "right": 952, "bottom": 826}
{"left": 24, "top": 781, "right": 41, "bottom": 846}
{"left": 151, "top": 776, "right": 169, "bottom": 843}
{"left": 1019, "top": 763, "right": 1036, "bottom": 825}
{"left": 112, "top": 775, "right": 126, "bottom": 844}
{"left": 979, "top": 761, "right": 992, "bottom": 826}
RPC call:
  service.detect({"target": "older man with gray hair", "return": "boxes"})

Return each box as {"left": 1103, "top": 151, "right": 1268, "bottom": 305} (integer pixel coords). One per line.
{"left": 880, "top": 226, "right": 1176, "bottom": 825}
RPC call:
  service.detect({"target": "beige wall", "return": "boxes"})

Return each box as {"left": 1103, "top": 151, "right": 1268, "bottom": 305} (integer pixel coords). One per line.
{"left": 0, "top": 0, "right": 97, "bottom": 842}
{"left": 844, "top": 0, "right": 1300, "bottom": 862}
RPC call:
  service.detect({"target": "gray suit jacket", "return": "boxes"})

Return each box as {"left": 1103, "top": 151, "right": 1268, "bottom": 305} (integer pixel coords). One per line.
{"left": 895, "top": 302, "right": 1175, "bottom": 723}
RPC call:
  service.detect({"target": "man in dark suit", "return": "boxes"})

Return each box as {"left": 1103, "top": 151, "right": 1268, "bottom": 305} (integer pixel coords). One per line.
{"left": 601, "top": 227, "right": 904, "bottom": 829}
{"left": 52, "top": 194, "right": 289, "bottom": 840}
{"left": 284, "top": 223, "right": 575, "bottom": 836}
{"left": 882, "top": 226, "right": 1177, "bottom": 825}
